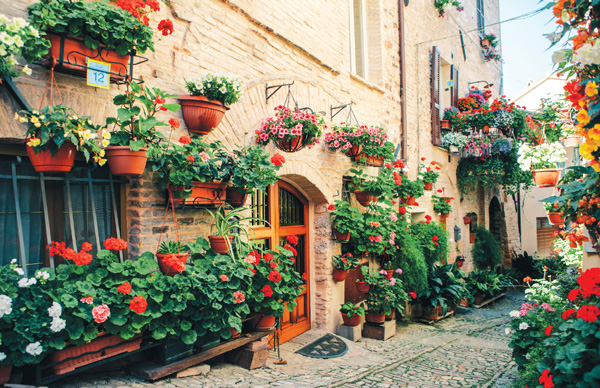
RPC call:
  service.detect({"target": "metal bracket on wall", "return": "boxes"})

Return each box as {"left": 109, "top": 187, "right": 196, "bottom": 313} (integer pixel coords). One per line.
{"left": 330, "top": 102, "right": 359, "bottom": 126}
{"left": 265, "top": 81, "right": 295, "bottom": 105}
{"left": 1, "top": 76, "right": 33, "bottom": 111}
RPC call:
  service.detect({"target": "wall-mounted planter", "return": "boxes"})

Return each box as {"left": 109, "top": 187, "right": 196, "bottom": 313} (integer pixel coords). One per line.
{"left": 178, "top": 95, "right": 229, "bottom": 135}
{"left": 171, "top": 181, "right": 227, "bottom": 207}
{"left": 354, "top": 190, "right": 377, "bottom": 207}
{"left": 354, "top": 153, "right": 383, "bottom": 167}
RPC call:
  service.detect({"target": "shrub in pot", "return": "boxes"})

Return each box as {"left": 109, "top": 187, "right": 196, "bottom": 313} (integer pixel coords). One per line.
{"left": 432, "top": 193, "right": 454, "bottom": 218}
{"left": 347, "top": 167, "right": 395, "bottom": 206}
{"left": 339, "top": 302, "right": 364, "bottom": 327}
{"left": 328, "top": 200, "right": 363, "bottom": 241}
{"left": 332, "top": 253, "right": 360, "bottom": 281}
{"left": 395, "top": 176, "right": 424, "bottom": 204}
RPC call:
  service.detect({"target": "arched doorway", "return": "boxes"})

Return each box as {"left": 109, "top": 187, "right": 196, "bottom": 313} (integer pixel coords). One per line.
{"left": 250, "top": 181, "right": 310, "bottom": 344}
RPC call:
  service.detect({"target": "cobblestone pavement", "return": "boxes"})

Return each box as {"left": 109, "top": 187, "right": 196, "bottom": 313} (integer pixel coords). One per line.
{"left": 54, "top": 289, "right": 525, "bottom": 388}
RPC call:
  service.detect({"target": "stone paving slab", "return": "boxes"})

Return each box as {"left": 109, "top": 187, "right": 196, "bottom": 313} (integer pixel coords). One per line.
{"left": 53, "top": 289, "right": 525, "bottom": 388}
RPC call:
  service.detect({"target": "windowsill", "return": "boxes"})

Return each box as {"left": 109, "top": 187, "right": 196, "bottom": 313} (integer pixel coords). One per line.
{"left": 408, "top": 207, "right": 427, "bottom": 214}
{"left": 349, "top": 73, "right": 386, "bottom": 94}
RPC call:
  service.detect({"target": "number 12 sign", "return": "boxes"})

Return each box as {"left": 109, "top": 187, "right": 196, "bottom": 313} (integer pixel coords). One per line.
{"left": 87, "top": 59, "right": 111, "bottom": 89}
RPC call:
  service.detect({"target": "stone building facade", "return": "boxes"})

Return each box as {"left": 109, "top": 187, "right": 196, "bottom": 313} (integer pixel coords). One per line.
{"left": 0, "top": 0, "right": 519, "bottom": 339}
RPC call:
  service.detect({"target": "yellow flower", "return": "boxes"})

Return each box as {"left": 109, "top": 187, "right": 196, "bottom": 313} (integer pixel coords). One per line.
{"left": 101, "top": 139, "right": 110, "bottom": 148}
{"left": 18, "top": 116, "right": 28, "bottom": 123}
{"left": 99, "top": 149, "right": 105, "bottom": 157}
{"left": 83, "top": 130, "right": 92, "bottom": 140}
{"left": 586, "top": 81, "right": 598, "bottom": 97}
{"left": 26, "top": 138, "right": 41, "bottom": 147}
{"left": 98, "top": 158, "right": 107, "bottom": 166}
{"left": 80, "top": 139, "right": 85, "bottom": 146}
{"left": 13, "top": 112, "right": 19, "bottom": 121}
{"left": 30, "top": 116, "right": 39, "bottom": 123}
{"left": 593, "top": 162, "right": 600, "bottom": 172}
{"left": 589, "top": 124, "right": 600, "bottom": 141}
{"left": 34, "top": 122, "right": 41, "bottom": 127}
{"left": 39, "top": 114, "right": 45, "bottom": 120}
{"left": 101, "top": 131, "right": 111, "bottom": 140}
{"left": 32, "top": 110, "right": 39, "bottom": 115}
{"left": 577, "top": 109, "right": 590, "bottom": 126}
{"left": 580, "top": 141, "right": 598, "bottom": 160}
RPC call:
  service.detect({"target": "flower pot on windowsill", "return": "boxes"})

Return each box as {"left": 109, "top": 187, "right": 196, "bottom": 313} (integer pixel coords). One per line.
{"left": 26, "top": 142, "right": 77, "bottom": 173}
{"left": 354, "top": 152, "right": 384, "bottom": 167}
{"left": 51, "top": 333, "right": 142, "bottom": 375}
{"left": 0, "top": 365, "right": 12, "bottom": 385}
{"left": 156, "top": 252, "right": 188, "bottom": 275}
{"left": 345, "top": 144, "right": 363, "bottom": 158}
{"left": 400, "top": 195, "right": 416, "bottom": 206}
{"left": 275, "top": 135, "right": 304, "bottom": 152}
{"left": 365, "top": 312, "right": 386, "bottom": 323}
{"left": 208, "top": 235, "right": 234, "bottom": 254}
{"left": 441, "top": 120, "right": 450, "bottom": 129}
{"left": 229, "top": 327, "right": 241, "bottom": 339}
{"left": 356, "top": 281, "right": 370, "bottom": 293}
{"left": 333, "top": 268, "right": 348, "bottom": 282}
{"left": 178, "top": 95, "right": 229, "bottom": 135}
{"left": 463, "top": 216, "right": 472, "bottom": 224}
{"left": 354, "top": 190, "right": 377, "bottom": 207}
{"left": 341, "top": 314, "right": 361, "bottom": 327}
{"left": 563, "top": 134, "right": 581, "bottom": 148}
{"left": 171, "top": 181, "right": 227, "bottom": 206}
{"left": 225, "top": 187, "right": 249, "bottom": 207}
{"left": 547, "top": 212, "right": 565, "bottom": 226}
{"left": 423, "top": 182, "right": 433, "bottom": 190}
{"left": 532, "top": 168, "right": 560, "bottom": 188}
{"left": 105, "top": 146, "right": 148, "bottom": 176}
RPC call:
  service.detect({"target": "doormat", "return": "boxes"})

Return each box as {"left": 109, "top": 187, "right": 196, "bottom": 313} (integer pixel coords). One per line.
{"left": 295, "top": 333, "right": 348, "bottom": 359}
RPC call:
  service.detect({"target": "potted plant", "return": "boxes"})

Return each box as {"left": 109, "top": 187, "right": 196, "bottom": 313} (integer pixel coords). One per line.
{"left": 442, "top": 108, "right": 458, "bottom": 130}
{"left": 465, "top": 269, "right": 504, "bottom": 304}
{"left": 356, "top": 265, "right": 383, "bottom": 294}
{"left": 544, "top": 202, "right": 565, "bottom": 226}
{"left": 324, "top": 123, "right": 363, "bottom": 157}
{"left": 332, "top": 253, "right": 360, "bottom": 282}
{"left": 153, "top": 136, "right": 231, "bottom": 206}
{"left": 105, "top": 82, "right": 180, "bottom": 176}
{"left": 328, "top": 200, "right": 363, "bottom": 241}
{"left": 455, "top": 256, "right": 465, "bottom": 268}
{"left": 17, "top": 105, "right": 109, "bottom": 173}
{"left": 156, "top": 241, "right": 189, "bottom": 276}
{"left": 225, "top": 146, "right": 282, "bottom": 207}
{"left": 441, "top": 132, "right": 468, "bottom": 153}
{"left": 362, "top": 271, "right": 394, "bottom": 323}
{"left": 517, "top": 142, "right": 566, "bottom": 187}
{"left": 256, "top": 105, "right": 325, "bottom": 152}
{"left": 0, "top": 15, "right": 49, "bottom": 81}
{"left": 418, "top": 158, "right": 441, "bottom": 190}
{"left": 348, "top": 167, "right": 395, "bottom": 207}
{"left": 463, "top": 212, "right": 475, "bottom": 224}
{"left": 353, "top": 126, "right": 395, "bottom": 166}
{"left": 339, "top": 302, "right": 364, "bottom": 327}
{"left": 395, "top": 176, "right": 424, "bottom": 205}
{"left": 432, "top": 193, "right": 453, "bottom": 218}
{"left": 179, "top": 74, "right": 244, "bottom": 134}
{"left": 28, "top": 0, "right": 164, "bottom": 79}
{"left": 561, "top": 123, "right": 581, "bottom": 148}
{"left": 206, "top": 205, "right": 260, "bottom": 255}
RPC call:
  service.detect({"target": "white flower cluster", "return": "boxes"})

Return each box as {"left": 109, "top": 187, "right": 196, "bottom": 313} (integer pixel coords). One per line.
{"left": 35, "top": 270, "right": 50, "bottom": 280}
{"left": 0, "top": 352, "right": 5, "bottom": 362}
{"left": 0, "top": 295, "right": 12, "bottom": 318}
{"left": 553, "top": 236, "right": 583, "bottom": 268}
{"left": 509, "top": 310, "right": 520, "bottom": 318}
{"left": 17, "top": 277, "right": 36, "bottom": 288}
{"left": 185, "top": 73, "right": 245, "bottom": 105}
{"left": 48, "top": 301, "right": 66, "bottom": 333}
{"left": 25, "top": 341, "right": 42, "bottom": 356}
{"left": 0, "top": 14, "right": 40, "bottom": 77}
{"left": 441, "top": 132, "right": 468, "bottom": 149}
{"left": 573, "top": 40, "right": 600, "bottom": 66}
{"left": 517, "top": 141, "right": 566, "bottom": 171}
{"left": 519, "top": 322, "right": 530, "bottom": 330}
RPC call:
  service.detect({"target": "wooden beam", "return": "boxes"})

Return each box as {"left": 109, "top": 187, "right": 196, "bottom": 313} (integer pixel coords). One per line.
{"left": 130, "top": 331, "right": 273, "bottom": 381}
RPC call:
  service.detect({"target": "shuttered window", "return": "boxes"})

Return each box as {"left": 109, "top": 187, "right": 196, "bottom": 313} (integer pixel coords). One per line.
{"left": 431, "top": 46, "right": 441, "bottom": 146}
{"left": 450, "top": 65, "right": 459, "bottom": 109}
{"left": 477, "top": 0, "right": 485, "bottom": 36}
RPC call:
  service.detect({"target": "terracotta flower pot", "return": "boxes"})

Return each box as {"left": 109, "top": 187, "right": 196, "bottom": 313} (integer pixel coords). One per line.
{"left": 345, "top": 144, "right": 363, "bottom": 158}
{"left": 422, "top": 305, "right": 441, "bottom": 320}
{"left": 355, "top": 152, "right": 384, "bottom": 167}
{"left": 51, "top": 333, "right": 142, "bottom": 375}
{"left": 441, "top": 119, "right": 450, "bottom": 129}
{"left": 0, "top": 365, "right": 12, "bottom": 385}
{"left": 439, "top": 212, "right": 449, "bottom": 220}
{"left": 463, "top": 216, "right": 472, "bottom": 224}
{"left": 225, "top": 187, "right": 249, "bottom": 207}
{"left": 43, "top": 32, "right": 130, "bottom": 80}
{"left": 171, "top": 181, "right": 227, "bottom": 206}
{"left": 26, "top": 142, "right": 77, "bottom": 173}
{"left": 385, "top": 309, "right": 396, "bottom": 321}
{"left": 333, "top": 229, "right": 351, "bottom": 241}
{"left": 156, "top": 252, "right": 188, "bottom": 276}
{"left": 547, "top": 212, "right": 565, "bottom": 226}
{"left": 470, "top": 233, "right": 476, "bottom": 244}
{"left": 423, "top": 182, "right": 433, "bottom": 190}
{"left": 105, "top": 146, "right": 148, "bottom": 176}
{"left": 356, "top": 281, "right": 370, "bottom": 293}
{"left": 563, "top": 135, "right": 581, "bottom": 148}
{"left": 333, "top": 268, "right": 348, "bottom": 282}
{"left": 531, "top": 168, "right": 560, "bottom": 188}
{"left": 341, "top": 314, "right": 361, "bottom": 327}
{"left": 365, "top": 312, "right": 386, "bottom": 323}
{"left": 481, "top": 38, "right": 490, "bottom": 48}
{"left": 459, "top": 298, "right": 469, "bottom": 307}
{"left": 455, "top": 259, "right": 464, "bottom": 268}
{"left": 385, "top": 269, "right": 394, "bottom": 279}
{"left": 208, "top": 235, "right": 234, "bottom": 254}
{"left": 178, "top": 95, "right": 229, "bottom": 135}
{"left": 401, "top": 195, "right": 416, "bottom": 206}
{"left": 354, "top": 190, "right": 377, "bottom": 207}
{"left": 275, "top": 135, "right": 303, "bottom": 152}
{"left": 248, "top": 313, "right": 277, "bottom": 331}
{"left": 229, "top": 327, "right": 241, "bottom": 339}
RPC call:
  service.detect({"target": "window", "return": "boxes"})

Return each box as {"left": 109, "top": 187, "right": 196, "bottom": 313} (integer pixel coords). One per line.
{"left": 349, "top": 0, "right": 383, "bottom": 83}
{"left": 476, "top": 0, "right": 485, "bottom": 36}
{"left": 349, "top": 0, "right": 367, "bottom": 78}
{"left": 0, "top": 155, "right": 124, "bottom": 275}
{"left": 431, "top": 46, "right": 441, "bottom": 145}
{"left": 536, "top": 216, "right": 556, "bottom": 257}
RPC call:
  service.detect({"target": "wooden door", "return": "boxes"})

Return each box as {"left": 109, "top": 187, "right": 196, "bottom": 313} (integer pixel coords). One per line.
{"left": 250, "top": 181, "right": 310, "bottom": 344}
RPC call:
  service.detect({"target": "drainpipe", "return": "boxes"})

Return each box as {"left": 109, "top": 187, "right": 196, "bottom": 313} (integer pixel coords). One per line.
{"left": 398, "top": 0, "right": 407, "bottom": 159}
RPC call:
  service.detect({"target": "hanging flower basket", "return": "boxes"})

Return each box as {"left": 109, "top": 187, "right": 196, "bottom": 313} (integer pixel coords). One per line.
{"left": 385, "top": 269, "right": 394, "bottom": 280}
{"left": 275, "top": 135, "right": 304, "bottom": 152}
{"left": 463, "top": 216, "right": 472, "bottom": 224}
{"left": 171, "top": 181, "right": 227, "bottom": 206}
{"left": 547, "top": 212, "right": 565, "bottom": 226}
{"left": 354, "top": 152, "right": 384, "bottom": 167}
{"left": 208, "top": 235, "right": 234, "bottom": 254}
{"left": 346, "top": 144, "right": 363, "bottom": 158}
{"left": 481, "top": 38, "right": 490, "bottom": 48}
{"left": 356, "top": 281, "right": 370, "bottom": 293}
{"left": 105, "top": 146, "right": 148, "bottom": 176}
{"left": 341, "top": 314, "right": 361, "bottom": 327}
{"left": 365, "top": 312, "right": 385, "bottom": 323}
{"left": 51, "top": 333, "right": 142, "bottom": 375}
{"left": 531, "top": 168, "right": 560, "bottom": 188}
{"left": 156, "top": 252, "right": 188, "bottom": 276}
{"left": 400, "top": 195, "right": 416, "bottom": 206}
{"left": 354, "top": 190, "right": 377, "bottom": 207}
{"left": 333, "top": 269, "right": 348, "bottom": 282}
{"left": 26, "top": 142, "right": 77, "bottom": 173}
{"left": 178, "top": 95, "right": 229, "bottom": 135}
{"left": 423, "top": 182, "right": 434, "bottom": 191}
{"left": 563, "top": 135, "right": 581, "bottom": 148}
{"left": 225, "top": 187, "right": 249, "bottom": 207}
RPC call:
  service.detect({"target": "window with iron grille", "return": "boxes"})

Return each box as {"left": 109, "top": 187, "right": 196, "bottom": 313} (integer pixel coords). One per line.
{"left": 0, "top": 155, "right": 124, "bottom": 275}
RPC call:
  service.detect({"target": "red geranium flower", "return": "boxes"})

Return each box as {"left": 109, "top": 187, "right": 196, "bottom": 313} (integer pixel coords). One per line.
{"left": 432, "top": 236, "right": 439, "bottom": 241}
{"left": 545, "top": 326, "right": 553, "bottom": 336}
{"left": 270, "top": 261, "right": 278, "bottom": 269}
{"left": 72, "top": 251, "right": 93, "bottom": 266}
{"left": 399, "top": 206, "right": 407, "bottom": 215}
{"left": 408, "top": 292, "right": 417, "bottom": 299}
{"left": 539, "top": 370, "right": 554, "bottom": 388}
{"left": 220, "top": 274, "right": 229, "bottom": 282}
{"left": 577, "top": 304, "right": 600, "bottom": 322}
{"left": 264, "top": 252, "right": 273, "bottom": 262}
{"left": 82, "top": 242, "right": 93, "bottom": 251}
{"left": 286, "top": 235, "right": 299, "bottom": 246}
{"left": 261, "top": 285, "right": 273, "bottom": 297}
{"left": 130, "top": 295, "right": 148, "bottom": 314}
{"left": 104, "top": 237, "right": 128, "bottom": 251}
{"left": 233, "top": 291, "right": 245, "bottom": 304}
{"left": 157, "top": 19, "right": 174, "bottom": 36}
{"left": 328, "top": 204, "right": 336, "bottom": 211}
{"left": 169, "top": 118, "right": 180, "bottom": 128}
{"left": 562, "top": 308, "right": 575, "bottom": 319}
{"left": 155, "top": 96, "right": 166, "bottom": 104}
{"left": 271, "top": 153, "right": 285, "bottom": 166}
{"left": 179, "top": 135, "right": 192, "bottom": 144}
{"left": 117, "top": 282, "right": 132, "bottom": 294}
{"left": 187, "top": 155, "right": 195, "bottom": 162}
{"left": 268, "top": 270, "right": 282, "bottom": 283}
{"left": 92, "top": 304, "right": 110, "bottom": 323}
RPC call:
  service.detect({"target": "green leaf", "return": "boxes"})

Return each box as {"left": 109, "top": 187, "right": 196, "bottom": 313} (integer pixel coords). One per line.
{"left": 181, "top": 330, "right": 197, "bottom": 345}
{"left": 61, "top": 294, "right": 79, "bottom": 308}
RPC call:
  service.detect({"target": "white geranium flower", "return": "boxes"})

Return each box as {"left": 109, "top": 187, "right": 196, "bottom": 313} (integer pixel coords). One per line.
{"left": 35, "top": 270, "right": 49, "bottom": 280}
{"left": 10, "top": 259, "right": 16, "bottom": 264}
{"left": 25, "top": 342, "right": 42, "bottom": 356}
{"left": 519, "top": 322, "right": 530, "bottom": 330}
{"left": 17, "top": 278, "right": 29, "bottom": 288}
{"left": 27, "top": 278, "right": 36, "bottom": 287}
{"left": 28, "top": 25, "right": 39, "bottom": 38}
{"left": 0, "top": 352, "right": 6, "bottom": 362}
{"left": 509, "top": 310, "right": 520, "bottom": 318}
{"left": 12, "top": 17, "right": 26, "bottom": 29}
{"left": 47, "top": 301, "right": 62, "bottom": 318}
{"left": 505, "top": 328, "right": 512, "bottom": 335}
{"left": 50, "top": 317, "right": 66, "bottom": 332}
{"left": 14, "top": 267, "right": 24, "bottom": 276}
{"left": 0, "top": 295, "right": 12, "bottom": 318}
